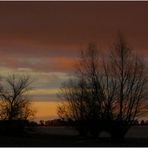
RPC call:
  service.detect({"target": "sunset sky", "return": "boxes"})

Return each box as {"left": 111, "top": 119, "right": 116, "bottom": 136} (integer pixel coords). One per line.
{"left": 0, "top": 1, "right": 148, "bottom": 121}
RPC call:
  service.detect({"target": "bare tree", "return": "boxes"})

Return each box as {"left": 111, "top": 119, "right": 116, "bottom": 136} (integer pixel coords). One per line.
{"left": 0, "top": 74, "right": 35, "bottom": 121}
{"left": 58, "top": 34, "right": 148, "bottom": 138}
{"left": 104, "top": 34, "right": 148, "bottom": 139}
{"left": 58, "top": 44, "right": 104, "bottom": 136}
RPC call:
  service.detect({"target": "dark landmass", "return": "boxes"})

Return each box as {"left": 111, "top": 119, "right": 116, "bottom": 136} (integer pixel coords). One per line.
{"left": 0, "top": 134, "right": 148, "bottom": 146}
{"left": 0, "top": 126, "right": 148, "bottom": 146}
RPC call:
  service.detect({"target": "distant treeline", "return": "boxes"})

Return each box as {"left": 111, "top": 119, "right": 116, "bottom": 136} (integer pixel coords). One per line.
{"left": 34, "top": 119, "right": 148, "bottom": 127}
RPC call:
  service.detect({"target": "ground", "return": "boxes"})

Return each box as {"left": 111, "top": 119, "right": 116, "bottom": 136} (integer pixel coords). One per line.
{"left": 0, "top": 126, "right": 148, "bottom": 146}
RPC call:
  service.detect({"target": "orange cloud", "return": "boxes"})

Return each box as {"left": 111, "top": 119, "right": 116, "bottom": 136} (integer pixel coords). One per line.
{"left": 51, "top": 57, "right": 77, "bottom": 72}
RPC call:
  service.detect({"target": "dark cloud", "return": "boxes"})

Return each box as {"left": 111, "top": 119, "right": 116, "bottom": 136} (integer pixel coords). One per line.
{"left": 0, "top": 1, "right": 147, "bottom": 72}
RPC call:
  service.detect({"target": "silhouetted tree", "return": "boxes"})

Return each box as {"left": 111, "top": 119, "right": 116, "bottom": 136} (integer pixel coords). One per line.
{"left": 58, "top": 34, "right": 148, "bottom": 139}
{"left": 104, "top": 34, "right": 148, "bottom": 139}
{"left": 0, "top": 74, "right": 35, "bottom": 121}
{"left": 58, "top": 43, "right": 105, "bottom": 136}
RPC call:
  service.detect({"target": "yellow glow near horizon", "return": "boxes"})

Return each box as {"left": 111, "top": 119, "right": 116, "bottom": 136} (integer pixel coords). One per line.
{"left": 32, "top": 101, "right": 59, "bottom": 121}
{"left": 27, "top": 88, "right": 59, "bottom": 96}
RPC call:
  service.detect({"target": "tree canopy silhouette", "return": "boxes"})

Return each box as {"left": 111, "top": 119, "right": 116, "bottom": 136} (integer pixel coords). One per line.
{"left": 58, "top": 34, "right": 148, "bottom": 139}
{"left": 0, "top": 74, "right": 35, "bottom": 121}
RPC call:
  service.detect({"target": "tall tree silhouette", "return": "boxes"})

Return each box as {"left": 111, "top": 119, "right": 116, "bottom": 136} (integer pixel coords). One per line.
{"left": 58, "top": 43, "right": 105, "bottom": 136}
{"left": 105, "top": 34, "right": 147, "bottom": 138}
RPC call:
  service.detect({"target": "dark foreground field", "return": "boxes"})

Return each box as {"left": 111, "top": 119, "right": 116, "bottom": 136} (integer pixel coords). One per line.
{"left": 0, "top": 126, "right": 148, "bottom": 146}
